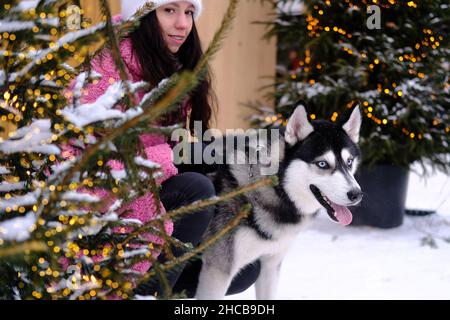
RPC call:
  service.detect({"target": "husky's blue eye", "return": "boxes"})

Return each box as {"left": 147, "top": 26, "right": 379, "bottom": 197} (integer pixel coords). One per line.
{"left": 316, "top": 161, "right": 329, "bottom": 169}
{"left": 347, "top": 158, "right": 354, "bottom": 167}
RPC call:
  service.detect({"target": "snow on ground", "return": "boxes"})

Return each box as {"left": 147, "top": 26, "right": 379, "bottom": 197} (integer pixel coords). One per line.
{"left": 228, "top": 167, "right": 450, "bottom": 300}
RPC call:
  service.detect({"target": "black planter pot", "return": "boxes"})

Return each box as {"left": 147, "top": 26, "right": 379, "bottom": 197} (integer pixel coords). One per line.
{"left": 351, "top": 164, "right": 410, "bottom": 228}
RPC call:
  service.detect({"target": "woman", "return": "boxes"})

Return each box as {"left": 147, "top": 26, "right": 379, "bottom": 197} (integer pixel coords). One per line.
{"left": 81, "top": 0, "right": 260, "bottom": 298}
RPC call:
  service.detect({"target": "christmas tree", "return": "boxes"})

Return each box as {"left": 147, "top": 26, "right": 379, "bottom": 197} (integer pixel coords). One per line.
{"left": 254, "top": 0, "right": 449, "bottom": 173}
{"left": 0, "top": 0, "right": 274, "bottom": 299}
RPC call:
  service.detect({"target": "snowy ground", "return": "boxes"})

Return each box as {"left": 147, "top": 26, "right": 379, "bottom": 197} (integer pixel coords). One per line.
{"left": 228, "top": 166, "right": 450, "bottom": 300}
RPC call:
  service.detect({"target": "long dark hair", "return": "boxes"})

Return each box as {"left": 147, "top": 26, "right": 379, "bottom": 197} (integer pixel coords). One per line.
{"left": 129, "top": 11, "right": 216, "bottom": 134}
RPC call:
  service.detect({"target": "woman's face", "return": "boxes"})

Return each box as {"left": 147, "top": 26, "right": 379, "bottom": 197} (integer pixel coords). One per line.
{"left": 156, "top": 1, "right": 195, "bottom": 53}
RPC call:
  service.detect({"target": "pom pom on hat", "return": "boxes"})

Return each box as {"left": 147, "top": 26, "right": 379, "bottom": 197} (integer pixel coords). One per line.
{"left": 121, "top": 0, "right": 203, "bottom": 20}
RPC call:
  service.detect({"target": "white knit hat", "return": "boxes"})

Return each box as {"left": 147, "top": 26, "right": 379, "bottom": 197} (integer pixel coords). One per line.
{"left": 121, "top": 0, "right": 203, "bottom": 21}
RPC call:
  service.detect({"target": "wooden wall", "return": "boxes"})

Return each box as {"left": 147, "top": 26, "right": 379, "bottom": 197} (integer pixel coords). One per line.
{"left": 76, "top": 1, "right": 277, "bottom": 131}
{"left": 195, "top": 1, "right": 276, "bottom": 130}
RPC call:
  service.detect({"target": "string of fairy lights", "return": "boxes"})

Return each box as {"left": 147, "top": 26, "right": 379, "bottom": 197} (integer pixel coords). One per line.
{"left": 0, "top": 4, "right": 92, "bottom": 139}
{"left": 0, "top": 4, "right": 143, "bottom": 300}
{"left": 0, "top": 0, "right": 448, "bottom": 300}
{"left": 269, "top": 0, "right": 449, "bottom": 139}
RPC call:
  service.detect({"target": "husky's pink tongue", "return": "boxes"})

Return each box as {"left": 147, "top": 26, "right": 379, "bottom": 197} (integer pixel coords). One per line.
{"left": 331, "top": 202, "right": 353, "bottom": 226}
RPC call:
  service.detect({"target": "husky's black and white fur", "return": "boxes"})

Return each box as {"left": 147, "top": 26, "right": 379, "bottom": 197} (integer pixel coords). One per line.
{"left": 195, "top": 105, "right": 363, "bottom": 300}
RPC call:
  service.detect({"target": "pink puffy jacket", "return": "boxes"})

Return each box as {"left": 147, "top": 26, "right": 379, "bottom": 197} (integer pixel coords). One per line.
{"left": 63, "top": 24, "right": 178, "bottom": 274}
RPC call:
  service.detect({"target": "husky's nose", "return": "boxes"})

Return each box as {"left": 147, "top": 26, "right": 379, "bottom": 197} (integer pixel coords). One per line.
{"left": 347, "top": 189, "right": 362, "bottom": 203}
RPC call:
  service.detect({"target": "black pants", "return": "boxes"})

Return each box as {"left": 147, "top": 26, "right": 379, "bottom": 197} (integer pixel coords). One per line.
{"left": 134, "top": 172, "right": 260, "bottom": 297}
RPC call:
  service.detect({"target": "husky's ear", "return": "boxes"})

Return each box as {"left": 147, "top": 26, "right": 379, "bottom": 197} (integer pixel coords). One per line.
{"left": 342, "top": 106, "right": 362, "bottom": 143}
{"left": 285, "top": 105, "right": 314, "bottom": 146}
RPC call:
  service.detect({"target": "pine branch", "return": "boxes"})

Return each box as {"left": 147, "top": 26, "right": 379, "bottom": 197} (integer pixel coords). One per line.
{"left": 99, "top": 0, "right": 136, "bottom": 107}
{"left": 8, "top": 22, "right": 106, "bottom": 83}
{"left": 119, "top": 176, "right": 278, "bottom": 247}
{"left": 0, "top": 241, "right": 47, "bottom": 258}
{"left": 130, "top": 204, "right": 252, "bottom": 295}
{"left": 120, "top": 176, "right": 277, "bottom": 297}
{"left": 48, "top": 0, "right": 242, "bottom": 212}
{"left": 0, "top": 0, "right": 245, "bottom": 300}
{"left": 151, "top": 261, "right": 172, "bottom": 299}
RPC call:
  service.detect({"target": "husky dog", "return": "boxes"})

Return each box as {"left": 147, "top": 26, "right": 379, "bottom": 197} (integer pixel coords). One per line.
{"left": 195, "top": 104, "right": 363, "bottom": 300}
